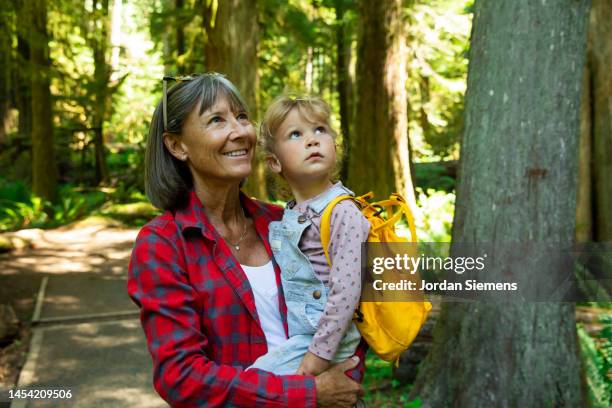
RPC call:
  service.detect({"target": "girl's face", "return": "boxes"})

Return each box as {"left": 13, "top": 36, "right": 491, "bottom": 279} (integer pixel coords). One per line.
{"left": 164, "top": 95, "right": 256, "bottom": 186}
{"left": 267, "top": 108, "right": 336, "bottom": 185}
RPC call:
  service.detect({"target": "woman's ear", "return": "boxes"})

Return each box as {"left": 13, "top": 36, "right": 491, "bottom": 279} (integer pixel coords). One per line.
{"left": 163, "top": 133, "right": 188, "bottom": 161}
{"left": 266, "top": 154, "right": 282, "bottom": 174}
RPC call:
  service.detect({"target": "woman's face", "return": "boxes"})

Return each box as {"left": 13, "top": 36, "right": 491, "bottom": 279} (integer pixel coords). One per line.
{"left": 166, "top": 95, "right": 256, "bottom": 186}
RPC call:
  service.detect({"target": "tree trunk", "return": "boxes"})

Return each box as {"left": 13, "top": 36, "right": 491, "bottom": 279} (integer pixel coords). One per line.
{"left": 91, "top": 0, "right": 111, "bottom": 185}
{"left": 409, "top": 2, "right": 590, "bottom": 407}
{"left": 348, "top": 0, "right": 416, "bottom": 209}
{"left": 335, "top": 0, "right": 352, "bottom": 182}
{"left": 110, "top": 0, "right": 123, "bottom": 79}
{"left": 0, "top": 4, "right": 13, "bottom": 142}
{"left": 24, "top": 0, "right": 57, "bottom": 201}
{"left": 27, "top": 0, "right": 57, "bottom": 201}
{"left": 576, "top": 60, "right": 592, "bottom": 243}
{"left": 15, "top": 1, "right": 32, "bottom": 143}
{"left": 203, "top": 0, "right": 266, "bottom": 199}
{"left": 175, "top": 0, "right": 185, "bottom": 71}
{"left": 590, "top": 0, "right": 612, "bottom": 242}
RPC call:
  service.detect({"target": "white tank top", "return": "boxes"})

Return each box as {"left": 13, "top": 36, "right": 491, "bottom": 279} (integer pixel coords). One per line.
{"left": 240, "top": 261, "right": 286, "bottom": 350}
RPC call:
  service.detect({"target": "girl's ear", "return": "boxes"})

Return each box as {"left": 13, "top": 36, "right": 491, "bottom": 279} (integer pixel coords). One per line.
{"left": 266, "top": 154, "right": 282, "bottom": 174}
{"left": 163, "top": 133, "right": 188, "bottom": 161}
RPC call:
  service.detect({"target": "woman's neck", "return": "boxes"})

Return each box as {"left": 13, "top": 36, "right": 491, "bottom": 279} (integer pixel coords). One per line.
{"left": 288, "top": 177, "right": 334, "bottom": 204}
{"left": 192, "top": 179, "right": 244, "bottom": 225}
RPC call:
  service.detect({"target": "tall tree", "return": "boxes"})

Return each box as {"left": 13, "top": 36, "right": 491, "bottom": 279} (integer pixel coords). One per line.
{"left": 27, "top": 0, "right": 57, "bottom": 201}
{"left": 589, "top": 0, "right": 612, "bottom": 242}
{"left": 203, "top": 0, "right": 266, "bottom": 199}
{"left": 348, "top": 0, "right": 416, "bottom": 207}
{"left": 410, "top": 1, "right": 590, "bottom": 406}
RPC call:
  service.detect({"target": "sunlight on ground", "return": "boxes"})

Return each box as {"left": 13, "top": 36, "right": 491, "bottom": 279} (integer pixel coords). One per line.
{"left": 72, "top": 331, "right": 141, "bottom": 348}
{"left": 88, "top": 387, "right": 167, "bottom": 408}
{"left": 0, "top": 225, "right": 138, "bottom": 275}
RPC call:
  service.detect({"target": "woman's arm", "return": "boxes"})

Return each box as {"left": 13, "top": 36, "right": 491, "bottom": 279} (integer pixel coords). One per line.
{"left": 128, "top": 224, "right": 315, "bottom": 407}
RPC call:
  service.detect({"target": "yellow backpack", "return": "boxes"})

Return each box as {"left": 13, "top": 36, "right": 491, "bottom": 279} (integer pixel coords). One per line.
{"left": 320, "top": 192, "right": 432, "bottom": 364}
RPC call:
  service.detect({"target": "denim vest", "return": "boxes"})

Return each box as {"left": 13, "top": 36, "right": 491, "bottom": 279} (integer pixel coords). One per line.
{"left": 269, "top": 183, "right": 361, "bottom": 343}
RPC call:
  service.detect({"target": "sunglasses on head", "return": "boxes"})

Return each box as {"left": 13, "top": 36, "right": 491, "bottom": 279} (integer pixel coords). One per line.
{"left": 162, "top": 75, "right": 198, "bottom": 132}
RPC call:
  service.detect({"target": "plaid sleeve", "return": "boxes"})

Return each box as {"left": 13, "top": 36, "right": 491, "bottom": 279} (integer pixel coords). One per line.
{"left": 127, "top": 224, "right": 316, "bottom": 407}
{"left": 346, "top": 339, "right": 368, "bottom": 382}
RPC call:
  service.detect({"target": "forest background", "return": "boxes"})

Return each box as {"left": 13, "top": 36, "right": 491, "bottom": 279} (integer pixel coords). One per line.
{"left": 0, "top": 0, "right": 610, "bottom": 406}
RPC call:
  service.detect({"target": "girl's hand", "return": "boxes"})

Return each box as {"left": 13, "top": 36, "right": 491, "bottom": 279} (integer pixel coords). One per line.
{"left": 296, "top": 351, "right": 330, "bottom": 376}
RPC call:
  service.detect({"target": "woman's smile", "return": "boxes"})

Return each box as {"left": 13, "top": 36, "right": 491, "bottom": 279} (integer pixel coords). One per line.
{"left": 223, "top": 148, "right": 250, "bottom": 158}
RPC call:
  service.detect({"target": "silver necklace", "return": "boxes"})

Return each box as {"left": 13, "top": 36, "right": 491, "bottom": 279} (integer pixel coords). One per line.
{"left": 224, "top": 211, "right": 248, "bottom": 251}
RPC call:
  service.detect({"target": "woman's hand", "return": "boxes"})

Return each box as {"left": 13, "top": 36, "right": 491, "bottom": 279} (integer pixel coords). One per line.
{"left": 315, "top": 356, "right": 363, "bottom": 407}
{"left": 296, "top": 351, "right": 330, "bottom": 376}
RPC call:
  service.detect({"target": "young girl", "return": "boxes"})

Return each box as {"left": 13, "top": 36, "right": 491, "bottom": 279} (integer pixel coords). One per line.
{"left": 248, "top": 96, "right": 370, "bottom": 376}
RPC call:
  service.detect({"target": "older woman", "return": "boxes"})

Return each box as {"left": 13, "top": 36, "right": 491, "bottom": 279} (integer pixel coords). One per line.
{"left": 128, "top": 73, "right": 366, "bottom": 407}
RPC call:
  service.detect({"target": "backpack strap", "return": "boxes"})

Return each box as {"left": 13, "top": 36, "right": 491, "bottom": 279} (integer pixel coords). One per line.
{"left": 369, "top": 194, "right": 417, "bottom": 243}
{"left": 320, "top": 195, "right": 355, "bottom": 266}
{"left": 320, "top": 192, "right": 417, "bottom": 264}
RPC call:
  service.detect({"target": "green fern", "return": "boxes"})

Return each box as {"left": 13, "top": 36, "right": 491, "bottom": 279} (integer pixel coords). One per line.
{"left": 577, "top": 323, "right": 612, "bottom": 408}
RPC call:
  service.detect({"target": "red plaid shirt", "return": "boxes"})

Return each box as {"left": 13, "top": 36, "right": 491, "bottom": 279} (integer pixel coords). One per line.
{"left": 128, "top": 191, "right": 365, "bottom": 407}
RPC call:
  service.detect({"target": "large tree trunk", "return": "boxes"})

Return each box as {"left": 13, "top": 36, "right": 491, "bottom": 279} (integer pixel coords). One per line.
{"left": 348, "top": 0, "right": 416, "bottom": 208}
{"left": 27, "top": 0, "right": 57, "bottom": 201}
{"left": 203, "top": 0, "right": 266, "bottom": 199}
{"left": 590, "top": 0, "right": 612, "bottom": 242}
{"left": 410, "top": 1, "right": 590, "bottom": 407}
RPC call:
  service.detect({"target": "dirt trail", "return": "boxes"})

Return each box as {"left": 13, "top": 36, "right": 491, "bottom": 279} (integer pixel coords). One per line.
{"left": 0, "top": 223, "right": 163, "bottom": 406}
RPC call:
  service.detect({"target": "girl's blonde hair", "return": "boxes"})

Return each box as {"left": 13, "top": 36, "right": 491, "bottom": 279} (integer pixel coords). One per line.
{"left": 260, "top": 95, "right": 337, "bottom": 154}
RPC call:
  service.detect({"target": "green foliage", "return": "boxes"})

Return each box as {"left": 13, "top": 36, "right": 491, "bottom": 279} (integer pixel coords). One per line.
{"left": 0, "top": 179, "right": 30, "bottom": 203}
{"left": 363, "top": 350, "right": 421, "bottom": 407}
{"left": 258, "top": 0, "right": 350, "bottom": 120}
{"left": 578, "top": 319, "right": 612, "bottom": 408}
{"left": 0, "top": 196, "right": 49, "bottom": 231}
{"left": 407, "top": 0, "right": 472, "bottom": 161}
{"left": 414, "top": 162, "right": 456, "bottom": 192}
{"left": 0, "top": 177, "right": 148, "bottom": 231}
{"left": 415, "top": 188, "right": 455, "bottom": 243}
{"left": 99, "top": 201, "right": 160, "bottom": 227}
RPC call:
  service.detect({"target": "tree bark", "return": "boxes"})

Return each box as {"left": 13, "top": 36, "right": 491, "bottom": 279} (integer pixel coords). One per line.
{"left": 203, "top": 0, "right": 266, "bottom": 199}
{"left": 410, "top": 1, "right": 590, "bottom": 407}
{"left": 590, "top": 0, "right": 612, "bottom": 242}
{"left": 27, "top": 0, "right": 57, "bottom": 201}
{"left": 348, "top": 0, "right": 416, "bottom": 209}
{"left": 576, "top": 58, "right": 592, "bottom": 243}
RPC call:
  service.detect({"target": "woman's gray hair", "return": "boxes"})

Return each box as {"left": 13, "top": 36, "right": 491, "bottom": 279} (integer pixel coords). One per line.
{"left": 145, "top": 73, "right": 249, "bottom": 211}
